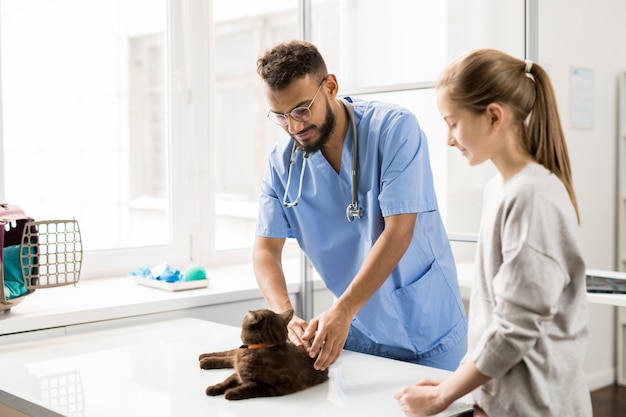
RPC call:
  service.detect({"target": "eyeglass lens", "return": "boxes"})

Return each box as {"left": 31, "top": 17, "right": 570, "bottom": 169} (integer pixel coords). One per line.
{"left": 270, "top": 107, "right": 312, "bottom": 126}
{"left": 267, "top": 78, "right": 325, "bottom": 126}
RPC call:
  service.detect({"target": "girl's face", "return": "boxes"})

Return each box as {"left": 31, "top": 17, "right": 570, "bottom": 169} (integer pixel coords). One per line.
{"left": 436, "top": 88, "right": 495, "bottom": 166}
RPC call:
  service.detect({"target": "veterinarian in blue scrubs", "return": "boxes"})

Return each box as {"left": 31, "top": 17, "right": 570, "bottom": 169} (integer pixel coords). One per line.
{"left": 253, "top": 40, "right": 467, "bottom": 372}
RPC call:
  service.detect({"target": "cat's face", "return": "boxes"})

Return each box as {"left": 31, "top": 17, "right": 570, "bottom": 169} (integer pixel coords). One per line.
{"left": 240, "top": 309, "right": 293, "bottom": 345}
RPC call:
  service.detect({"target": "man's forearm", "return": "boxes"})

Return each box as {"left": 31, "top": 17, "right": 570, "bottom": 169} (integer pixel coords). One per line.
{"left": 335, "top": 213, "right": 415, "bottom": 316}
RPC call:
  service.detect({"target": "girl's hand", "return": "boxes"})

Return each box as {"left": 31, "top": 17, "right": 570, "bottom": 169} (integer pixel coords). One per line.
{"left": 394, "top": 380, "right": 448, "bottom": 417}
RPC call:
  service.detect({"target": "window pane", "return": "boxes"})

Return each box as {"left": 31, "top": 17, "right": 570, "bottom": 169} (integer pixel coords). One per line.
{"left": 213, "top": 1, "right": 299, "bottom": 251}
{"left": 311, "top": 0, "right": 523, "bottom": 88}
{"left": 1, "top": 0, "right": 168, "bottom": 252}
{"left": 311, "top": 0, "right": 522, "bottom": 237}
{"left": 311, "top": 0, "right": 449, "bottom": 89}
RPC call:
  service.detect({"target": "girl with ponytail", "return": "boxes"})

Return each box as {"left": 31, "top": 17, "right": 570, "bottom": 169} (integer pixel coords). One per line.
{"left": 395, "top": 49, "right": 591, "bottom": 417}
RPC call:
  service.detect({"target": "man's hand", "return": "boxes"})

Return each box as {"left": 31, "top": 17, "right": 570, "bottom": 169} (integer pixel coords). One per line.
{"left": 302, "top": 304, "right": 352, "bottom": 371}
{"left": 287, "top": 314, "right": 312, "bottom": 348}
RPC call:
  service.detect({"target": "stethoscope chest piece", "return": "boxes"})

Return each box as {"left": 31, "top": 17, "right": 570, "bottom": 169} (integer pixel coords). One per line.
{"left": 346, "top": 202, "right": 364, "bottom": 222}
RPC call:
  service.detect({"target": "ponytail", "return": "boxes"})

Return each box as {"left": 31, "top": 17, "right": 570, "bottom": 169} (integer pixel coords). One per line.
{"left": 524, "top": 61, "right": 580, "bottom": 224}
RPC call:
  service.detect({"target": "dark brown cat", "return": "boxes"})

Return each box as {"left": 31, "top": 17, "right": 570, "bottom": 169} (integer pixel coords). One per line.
{"left": 198, "top": 309, "right": 328, "bottom": 400}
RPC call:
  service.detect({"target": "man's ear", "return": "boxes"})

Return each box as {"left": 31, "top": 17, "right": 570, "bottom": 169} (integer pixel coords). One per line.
{"left": 324, "top": 74, "right": 339, "bottom": 99}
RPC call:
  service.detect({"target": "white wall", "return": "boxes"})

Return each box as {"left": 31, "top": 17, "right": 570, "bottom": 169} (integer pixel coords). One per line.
{"left": 540, "top": 0, "right": 626, "bottom": 271}
{"left": 538, "top": 0, "right": 626, "bottom": 389}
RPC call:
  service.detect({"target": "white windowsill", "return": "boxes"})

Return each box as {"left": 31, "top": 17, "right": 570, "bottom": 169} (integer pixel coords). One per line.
{"left": 0, "top": 260, "right": 307, "bottom": 338}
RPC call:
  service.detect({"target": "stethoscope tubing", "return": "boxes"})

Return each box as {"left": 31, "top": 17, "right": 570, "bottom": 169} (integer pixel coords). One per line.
{"left": 342, "top": 99, "right": 364, "bottom": 221}
{"left": 282, "top": 98, "right": 364, "bottom": 221}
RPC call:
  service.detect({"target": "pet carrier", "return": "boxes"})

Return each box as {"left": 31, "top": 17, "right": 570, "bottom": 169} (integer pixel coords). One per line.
{"left": 1, "top": 203, "right": 83, "bottom": 311}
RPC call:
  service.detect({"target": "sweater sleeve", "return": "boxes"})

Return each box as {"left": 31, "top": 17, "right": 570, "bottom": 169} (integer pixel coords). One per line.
{"left": 472, "top": 243, "right": 568, "bottom": 378}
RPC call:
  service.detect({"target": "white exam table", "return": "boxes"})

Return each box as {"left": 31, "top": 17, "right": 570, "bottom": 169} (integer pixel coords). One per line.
{"left": 0, "top": 318, "right": 472, "bottom": 417}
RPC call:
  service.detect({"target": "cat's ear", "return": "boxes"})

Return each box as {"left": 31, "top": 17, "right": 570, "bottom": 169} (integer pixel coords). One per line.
{"left": 245, "top": 310, "right": 259, "bottom": 325}
{"left": 280, "top": 309, "right": 294, "bottom": 323}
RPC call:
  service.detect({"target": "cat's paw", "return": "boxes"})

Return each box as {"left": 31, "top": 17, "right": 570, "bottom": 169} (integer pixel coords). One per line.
{"left": 199, "top": 357, "right": 232, "bottom": 369}
{"left": 224, "top": 389, "right": 250, "bottom": 401}
{"left": 205, "top": 385, "right": 225, "bottom": 396}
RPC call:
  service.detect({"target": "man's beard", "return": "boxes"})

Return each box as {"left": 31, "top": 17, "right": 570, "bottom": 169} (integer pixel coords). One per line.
{"left": 293, "top": 99, "right": 335, "bottom": 155}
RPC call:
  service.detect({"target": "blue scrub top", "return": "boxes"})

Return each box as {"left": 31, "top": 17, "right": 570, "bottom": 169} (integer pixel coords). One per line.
{"left": 256, "top": 98, "right": 466, "bottom": 354}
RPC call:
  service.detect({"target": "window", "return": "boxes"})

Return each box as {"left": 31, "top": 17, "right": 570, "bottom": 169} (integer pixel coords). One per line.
{"left": 0, "top": 0, "right": 525, "bottom": 278}
{"left": 309, "top": 0, "right": 524, "bottom": 261}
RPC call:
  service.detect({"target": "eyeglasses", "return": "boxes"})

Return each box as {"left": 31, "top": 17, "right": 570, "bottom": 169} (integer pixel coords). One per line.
{"left": 267, "top": 78, "right": 326, "bottom": 126}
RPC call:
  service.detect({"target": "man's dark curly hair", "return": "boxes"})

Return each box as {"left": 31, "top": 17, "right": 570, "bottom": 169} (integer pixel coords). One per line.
{"left": 256, "top": 40, "right": 328, "bottom": 90}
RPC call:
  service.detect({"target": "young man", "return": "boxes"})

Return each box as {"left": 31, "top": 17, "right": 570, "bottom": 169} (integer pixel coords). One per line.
{"left": 253, "top": 40, "right": 466, "bottom": 372}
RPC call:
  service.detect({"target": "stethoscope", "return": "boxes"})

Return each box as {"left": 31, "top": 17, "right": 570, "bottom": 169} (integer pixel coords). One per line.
{"left": 282, "top": 98, "right": 364, "bottom": 222}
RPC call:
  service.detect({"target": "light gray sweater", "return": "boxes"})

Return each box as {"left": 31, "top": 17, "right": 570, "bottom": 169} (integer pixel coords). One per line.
{"left": 469, "top": 163, "right": 591, "bottom": 416}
